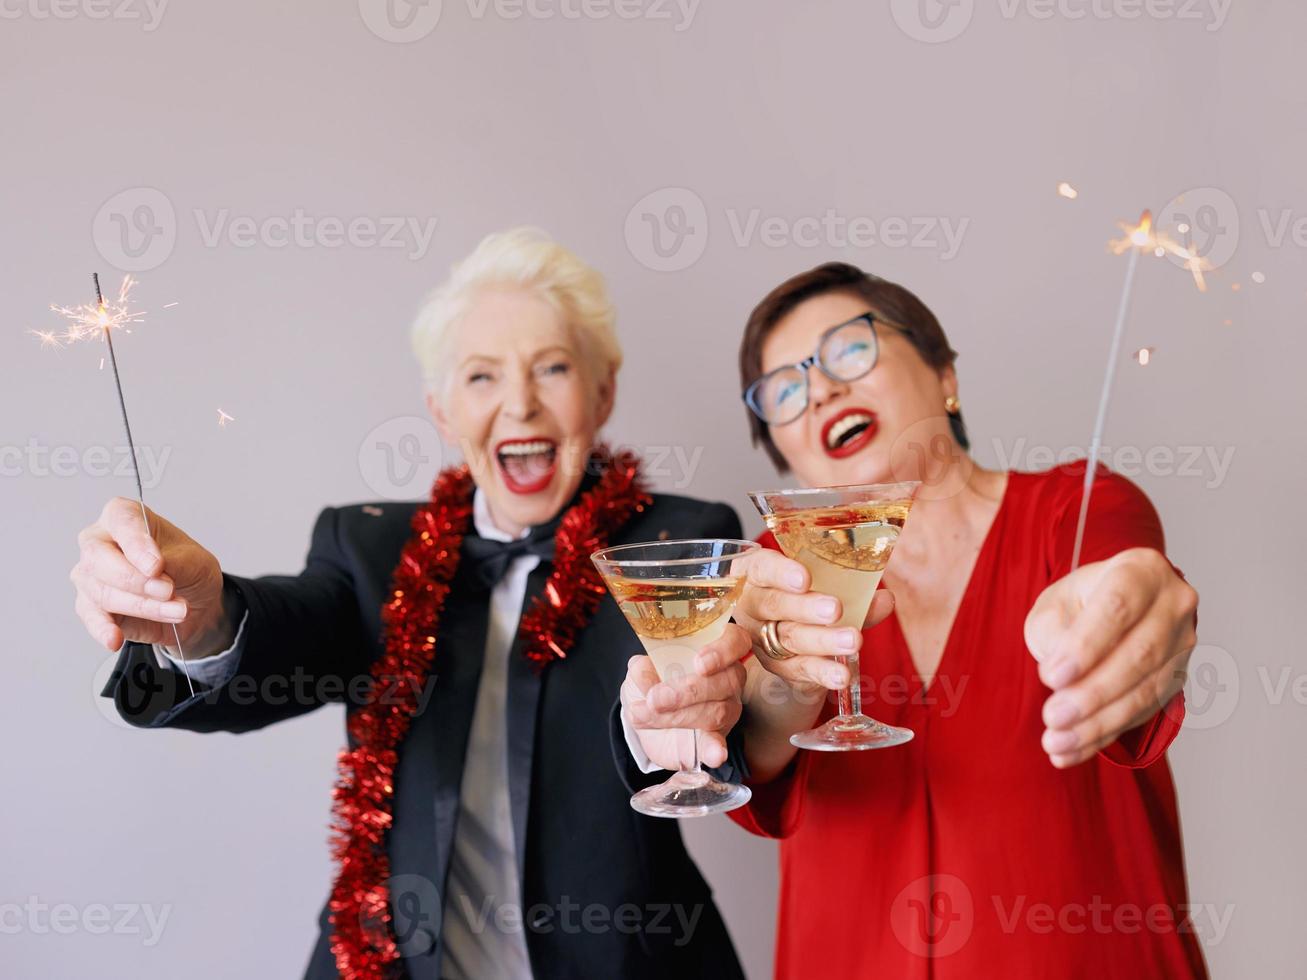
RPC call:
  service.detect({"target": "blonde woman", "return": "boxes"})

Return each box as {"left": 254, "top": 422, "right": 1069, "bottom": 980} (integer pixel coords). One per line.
{"left": 74, "top": 229, "right": 751, "bottom": 980}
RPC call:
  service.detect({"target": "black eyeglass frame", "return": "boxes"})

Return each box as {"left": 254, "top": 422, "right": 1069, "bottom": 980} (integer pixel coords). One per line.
{"left": 741, "top": 313, "right": 898, "bottom": 427}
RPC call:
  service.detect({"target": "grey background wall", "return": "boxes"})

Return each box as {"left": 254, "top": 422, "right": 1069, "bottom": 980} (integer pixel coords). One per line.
{"left": 2, "top": 2, "right": 1303, "bottom": 977}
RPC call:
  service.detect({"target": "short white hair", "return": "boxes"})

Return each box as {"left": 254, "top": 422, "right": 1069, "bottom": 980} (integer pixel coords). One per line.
{"left": 411, "top": 227, "right": 622, "bottom": 396}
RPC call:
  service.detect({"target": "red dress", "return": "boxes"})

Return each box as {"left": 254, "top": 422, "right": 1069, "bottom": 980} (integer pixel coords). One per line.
{"left": 731, "top": 463, "right": 1207, "bottom": 979}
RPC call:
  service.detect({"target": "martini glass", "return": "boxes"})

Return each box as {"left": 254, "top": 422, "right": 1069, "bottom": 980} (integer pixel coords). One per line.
{"left": 747, "top": 483, "right": 919, "bottom": 751}
{"left": 592, "top": 538, "right": 759, "bottom": 818}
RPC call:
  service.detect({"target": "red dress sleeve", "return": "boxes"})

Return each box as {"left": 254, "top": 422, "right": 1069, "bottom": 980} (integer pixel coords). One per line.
{"left": 1044, "top": 461, "right": 1191, "bottom": 768}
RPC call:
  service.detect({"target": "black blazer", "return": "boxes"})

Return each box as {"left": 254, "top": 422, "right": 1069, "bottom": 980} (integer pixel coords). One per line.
{"left": 101, "top": 493, "right": 748, "bottom": 980}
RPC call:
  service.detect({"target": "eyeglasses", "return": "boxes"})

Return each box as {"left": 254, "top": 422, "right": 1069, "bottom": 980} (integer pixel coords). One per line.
{"left": 742, "top": 313, "right": 895, "bottom": 426}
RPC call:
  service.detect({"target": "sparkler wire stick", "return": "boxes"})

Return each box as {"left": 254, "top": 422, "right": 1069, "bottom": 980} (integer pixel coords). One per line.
{"left": 1068, "top": 238, "right": 1141, "bottom": 573}
{"left": 92, "top": 273, "right": 196, "bottom": 697}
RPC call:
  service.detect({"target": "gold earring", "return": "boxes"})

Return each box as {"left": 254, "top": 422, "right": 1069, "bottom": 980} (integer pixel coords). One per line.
{"left": 944, "top": 395, "right": 960, "bottom": 415}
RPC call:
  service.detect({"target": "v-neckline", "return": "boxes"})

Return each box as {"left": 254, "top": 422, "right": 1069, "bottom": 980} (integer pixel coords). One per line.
{"left": 887, "top": 471, "right": 1016, "bottom": 706}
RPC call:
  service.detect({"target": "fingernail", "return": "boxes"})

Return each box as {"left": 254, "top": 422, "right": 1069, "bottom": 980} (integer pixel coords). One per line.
{"left": 837, "top": 629, "right": 860, "bottom": 652}
{"left": 824, "top": 666, "right": 847, "bottom": 688}
{"left": 694, "top": 652, "right": 714, "bottom": 674}
{"left": 1044, "top": 728, "right": 1079, "bottom": 754}
{"left": 786, "top": 569, "right": 806, "bottom": 590}
{"left": 1046, "top": 697, "right": 1080, "bottom": 728}
{"left": 1046, "top": 657, "right": 1079, "bottom": 688}
{"left": 160, "top": 601, "right": 186, "bottom": 621}
{"left": 144, "top": 578, "right": 172, "bottom": 599}
{"left": 816, "top": 597, "right": 838, "bottom": 622}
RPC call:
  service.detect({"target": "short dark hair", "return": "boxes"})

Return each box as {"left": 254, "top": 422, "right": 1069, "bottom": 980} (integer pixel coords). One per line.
{"left": 738, "top": 262, "right": 967, "bottom": 473}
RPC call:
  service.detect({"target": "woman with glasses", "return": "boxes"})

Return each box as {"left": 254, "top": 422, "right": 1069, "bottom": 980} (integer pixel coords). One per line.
{"left": 619, "top": 263, "right": 1208, "bottom": 977}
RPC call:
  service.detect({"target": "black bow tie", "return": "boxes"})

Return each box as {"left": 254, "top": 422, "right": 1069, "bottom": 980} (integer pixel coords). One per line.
{"left": 462, "top": 523, "right": 557, "bottom": 588}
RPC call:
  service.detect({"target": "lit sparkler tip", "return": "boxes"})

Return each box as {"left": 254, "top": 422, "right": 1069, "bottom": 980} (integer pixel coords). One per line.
{"left": 1109, "top": 210, "right": 1158, "bottom": 255}
{"left": 1057, "top": 181, "right": 1079, "bottom": 199}
{"left": 1129, "top": 210, "right": 1153, "bottom": 247}
{"left": 46, "top": 274, "right": 146, "bottom": 345}
{"left": 1133, "top": 346, "right": 1156, "bottom": 366}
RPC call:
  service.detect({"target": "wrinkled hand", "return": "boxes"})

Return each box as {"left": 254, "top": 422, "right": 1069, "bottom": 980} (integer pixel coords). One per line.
{"left": 72, "top": 497, "right": 228, "bottom": 655}
{"left": 1025, "top": 547, "right": 1198, "bottom": 768}
{"left": 731, "top": 547, "right": 895, "bottom": 694}
{"left": 622, "top": 623, "right": 751, "bottom": 770}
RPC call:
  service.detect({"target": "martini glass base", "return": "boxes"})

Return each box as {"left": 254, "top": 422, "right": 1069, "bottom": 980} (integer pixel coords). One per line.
{"left": 790, "top": 714, "right": 914, "bottom": 752}
{"left": 631, "top": 769, "right": 752, "bottom": 818}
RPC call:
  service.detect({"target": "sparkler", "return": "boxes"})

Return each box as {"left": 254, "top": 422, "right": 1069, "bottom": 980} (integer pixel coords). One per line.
{"left": 44, "top": 274, "right": 196, "bottom": 695}
{"left": 1068, "top": 207, "right": 1211, "bottom": 570}
{"left": 1067, "top": 209, "right": 1210, "bottom": 572}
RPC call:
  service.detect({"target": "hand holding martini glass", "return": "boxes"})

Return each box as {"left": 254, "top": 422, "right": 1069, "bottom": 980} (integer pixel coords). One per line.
{"left": 748, "top": 482, "right": 919, "bottom": 751}
{"left": 593, "top": 538, "right": 759, "bottom": 818}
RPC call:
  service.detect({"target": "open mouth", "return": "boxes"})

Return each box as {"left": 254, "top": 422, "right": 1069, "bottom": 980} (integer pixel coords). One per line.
{"left": 495, "top": 438, "right": 558, "bottom": 494}
{"left": 821, "top": 408, "right": 878, "bottom": 459}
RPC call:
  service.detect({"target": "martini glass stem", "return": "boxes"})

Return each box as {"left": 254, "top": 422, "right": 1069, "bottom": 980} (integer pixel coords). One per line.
{"left": 839, "top": 654, "right": 862, "bottom": 718}
{"left": 688, "top": 729, "right": 701, "bottom": 772}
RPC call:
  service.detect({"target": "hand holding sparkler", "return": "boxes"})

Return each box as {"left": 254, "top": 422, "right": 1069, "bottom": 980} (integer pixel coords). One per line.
{"left": 71, "top": 498, "right": 239, "bottom": 660}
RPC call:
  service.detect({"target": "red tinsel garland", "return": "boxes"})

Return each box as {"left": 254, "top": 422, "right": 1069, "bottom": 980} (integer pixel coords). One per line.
{"left": 327, "top": 446, "right": 649, "bottom": 978}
